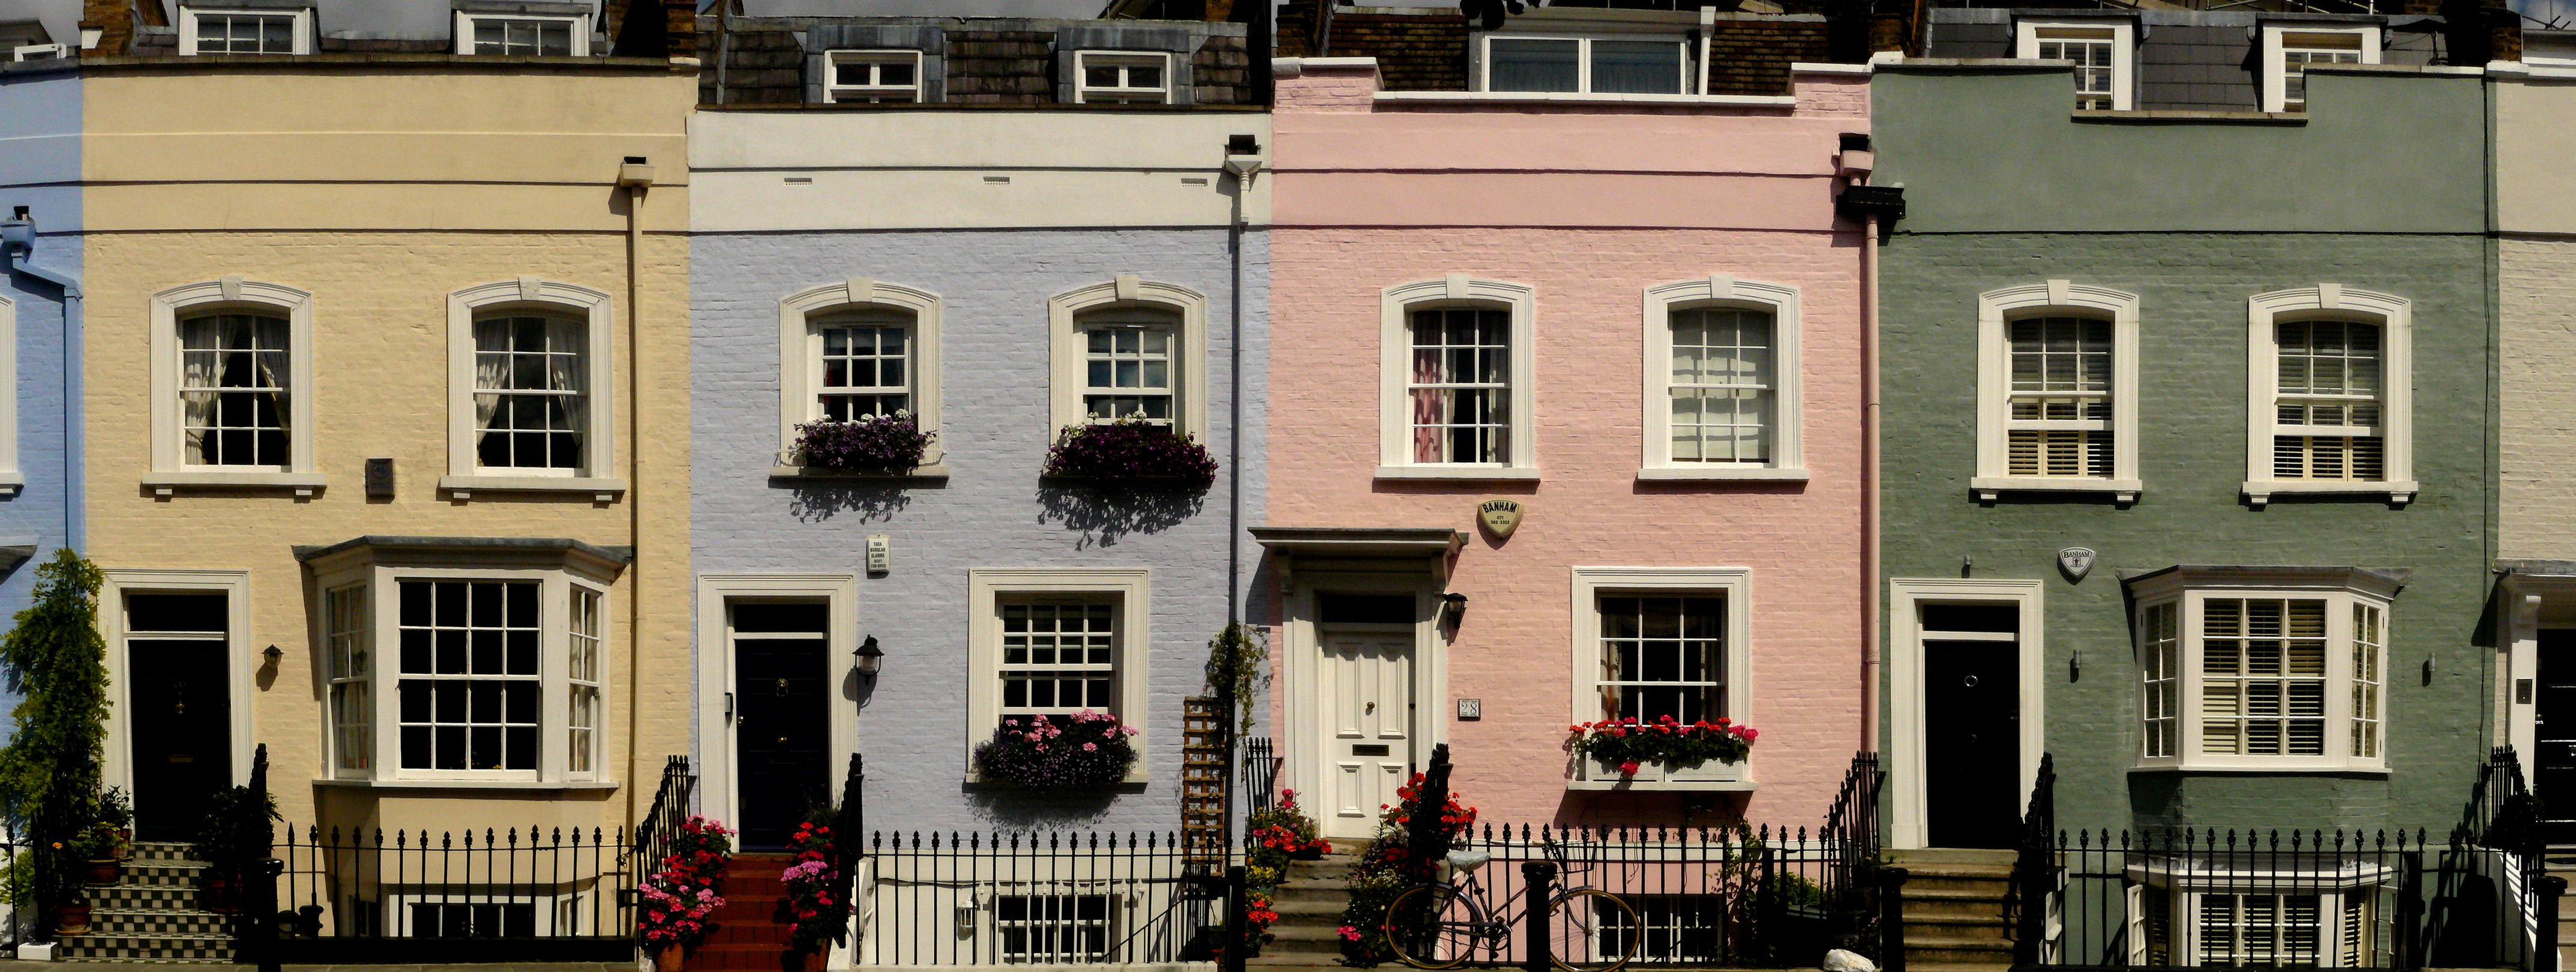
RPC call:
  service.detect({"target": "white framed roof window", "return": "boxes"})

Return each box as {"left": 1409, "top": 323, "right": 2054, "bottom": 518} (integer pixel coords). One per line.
{"left": 825, "top": 50, "right": 923, "bottom": 103}
{"left": 1640, "top": 275, "right": 1805, "bottom": 481}
{"left": 1075, "top": 51, "right": 1171, "bottom": 104}
{"left": 12, "top": 43, "right": 65, "bottom": 61}
{"left": 1482, "top": 34, "right": 1692, "bottom": 95}
{"left": 2016, "top": 20, "right": 2132, "bottom": 111}
{"left": 2261, "top": 25, "right": 2378, "bottom": 112}
{"left": 455, "top": 12, "right": 588, "bottom": 56}
{"left": 178, "top": 7, "right": 311, "bottom": 55}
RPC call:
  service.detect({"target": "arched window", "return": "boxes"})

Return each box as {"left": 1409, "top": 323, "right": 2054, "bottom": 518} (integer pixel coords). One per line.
{"left": 445, "top": 278, "right": 618, "bottom": 499}
{"left": 147, "top": 277, "right": 319, "bottom": 494}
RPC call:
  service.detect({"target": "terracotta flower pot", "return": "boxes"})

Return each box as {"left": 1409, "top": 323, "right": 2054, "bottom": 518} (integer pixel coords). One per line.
{"left": 52, "top": 903, "right": 91, "bottom": 935}
{"left": 111, "top": 829, "right": 133, "bottom": 860}
{"left": 83, "top": 859, "right": 121, "bottom": 885}
{"left": 200, "top": 872, "right": 238, "bottom": 914}
{"left": 793, "top": 947, "right": 829, "bottom": 972}
{"left": 651, "top": 944, "right": 684, "bottom": 972}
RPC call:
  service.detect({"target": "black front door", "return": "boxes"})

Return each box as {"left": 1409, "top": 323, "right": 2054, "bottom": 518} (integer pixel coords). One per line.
{"left": 126, "top": 593, "right": 233, "bottom": 841}
{"left": 731, "top": 603, "right": 832, "bottom": 851}
{"left": 2536, "top": 630, "right": 2576, "bottom": 845}
{"left": 1921, "top": 604, "right": 2022, "bottom": 849}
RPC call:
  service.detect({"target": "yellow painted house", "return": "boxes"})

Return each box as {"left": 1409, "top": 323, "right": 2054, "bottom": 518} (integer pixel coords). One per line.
{"left": 74, "top": 1, "right": 697, "bottom": 852}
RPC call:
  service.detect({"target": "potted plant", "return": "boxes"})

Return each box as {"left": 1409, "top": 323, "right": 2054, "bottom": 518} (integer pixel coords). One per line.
{"left": 1336, "top": 773, "right": 1478, "bottom": 966}
{"left": 73, "top": 824, "right": 120, "bottom": 886}
{"left": 99, "top": 788, "right": 133, "bottom": 860}
{"left": 50, "top": 893, "right": 89, "bottom": 935}
{"left": 188, "top": 784, "right": 281, "bottom": 914}
{"left": 1040, "top": 415, "right": 1217, "bottom": 487}
{"left": 790, "top": 411, "right": 933, "bottom": 473}
{"left": 1248, "top": 791, "right": 1332, "bottom": 870}
{"left": 637, "top": 816, "right": 733, "bottom": 972}
{"left": 972, "top": 710, "right": 1139, "bottom": 788}
{"left": 775, "top": 817, "right": 850, "bottom": 972}
{"left": 1566, "top": 715, "right": 1758, "bottom": 788}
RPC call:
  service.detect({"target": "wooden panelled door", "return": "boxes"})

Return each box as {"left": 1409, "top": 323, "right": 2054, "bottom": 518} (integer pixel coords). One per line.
{"left": 1320, "top": 629, "right": 1414, "bottom": 840}
{"left": 1920, "top": 603, "right": 2023, "bottom": 850}
{"left": 730, "top": 602, "right": 832, "bottom": 852}
{"left": 125, "top": 593, "right": 233, "bottom": 841}
{"left": 2536, "top": 629, "right": 2576, "bottom": 845}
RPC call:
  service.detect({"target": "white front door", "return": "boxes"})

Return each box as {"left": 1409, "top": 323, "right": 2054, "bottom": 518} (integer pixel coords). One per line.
{"left": 1320, "top": 628, "right": 1414, "bottom": 839}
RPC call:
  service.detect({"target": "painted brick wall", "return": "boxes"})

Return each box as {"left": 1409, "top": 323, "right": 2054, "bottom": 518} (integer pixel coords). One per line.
{"left": 689, "top": 227, "right": 1268, "bottom": 833}
{"left": 2501, "top": 238, "right": 2576, "bottom": 559}
{"left": 81, "top": 230, "right": 693, "bottom": 835}
{"left": 0, "top": 65, "right": 81, "bottom": 710}
{"left": 1266, "top": 226, "right": 1866, "bottom": 829}
{"left": 1878, "top": 232, "right": 2495, "bottom": 835}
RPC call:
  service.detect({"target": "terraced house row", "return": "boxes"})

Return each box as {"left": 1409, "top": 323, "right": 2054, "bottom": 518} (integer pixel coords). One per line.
{"left": 0, "top": 0, "right": 2569, "bottom": 968}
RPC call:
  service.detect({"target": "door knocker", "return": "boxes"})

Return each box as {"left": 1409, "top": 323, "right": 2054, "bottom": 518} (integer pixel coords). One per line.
{"left": 1962, "top": 675, "right": 1980, "bottom": 688}
{"left": 775, "top": 677, "right": 790, "bottom": 697}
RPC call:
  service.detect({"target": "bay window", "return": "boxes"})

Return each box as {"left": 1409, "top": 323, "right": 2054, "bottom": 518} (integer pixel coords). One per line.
{"left": 2127, "top": 565, "right": 2396, "bottom": 771}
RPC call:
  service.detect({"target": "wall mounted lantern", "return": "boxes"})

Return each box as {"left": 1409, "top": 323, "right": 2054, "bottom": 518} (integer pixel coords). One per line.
{"left": 854, "top": 635, "right": 884, "bottom": 681}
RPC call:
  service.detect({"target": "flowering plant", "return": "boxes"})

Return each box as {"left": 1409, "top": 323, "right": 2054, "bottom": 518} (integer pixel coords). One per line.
{"left": 1567, "top": 715, "right": 1757, "bottom": 775}
{"left": 774, "top": 820, "right": 851, "bottom": 951}
{"left": 1041, "top": 416, "right": 1217, "bottom": 487}
{"left": 1336, "top": 774, "right": 1478, "bottom": 965}
{"left": 638, "top": 816, "right": 734, "bottom": 950}
{"left": 793, "top": 412, "right": 932, "bottom": 471}
{"left": 1247, "top": 790, "right": 1333, "bottom": 875}
{"left": 973, "top": 710, "right": 1139, "bottom": 788}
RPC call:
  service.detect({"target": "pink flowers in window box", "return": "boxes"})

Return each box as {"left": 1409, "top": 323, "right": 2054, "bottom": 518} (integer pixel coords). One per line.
{"left": 974, "top": 710, "right": 1140, "bottom": 787}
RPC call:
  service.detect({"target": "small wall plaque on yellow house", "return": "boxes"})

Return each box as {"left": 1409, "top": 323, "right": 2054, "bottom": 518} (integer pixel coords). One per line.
{"left": 1478, "top": 499, "right": 1524, "bottom": 540}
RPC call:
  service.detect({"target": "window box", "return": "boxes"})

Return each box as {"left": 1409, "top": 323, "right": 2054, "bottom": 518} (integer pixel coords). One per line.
{"left": 1568, "top": 755, "right": 1751, "bottom": 791}
{"left": 1041, "top": 419, "right": 1217, "bottom": 488}
{"left": 769, "top": 462, "right": 950, "bottom": 481}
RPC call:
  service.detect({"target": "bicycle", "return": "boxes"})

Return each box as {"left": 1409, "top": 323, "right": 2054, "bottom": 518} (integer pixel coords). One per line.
{"left": 1378, "top": 839, "right": 1641, "bottom": 972}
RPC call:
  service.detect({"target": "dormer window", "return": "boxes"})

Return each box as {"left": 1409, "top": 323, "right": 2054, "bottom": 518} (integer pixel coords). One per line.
{"left": 2015, "top": 20, "right": 2133, "bottom": 110}
{"left": 457, "top": 13, "right": 587, "bottom": 56}
{"left": 179, "top": 7, "right": 311, "bottom": 56}
{"left": 1483, "top": 35, "right": 1690, "bottom": 95}
{"left": 11, "top": 44, "right": 65, "bottom": 61}
{"left": 826, "top": 50, "right": 923, "bottom": 104}
{"left": 2261, "top": 25, "right": 2377, "bottom": 112}
{"left": 1075, "top": 52, "right": 1170, "bottom": 104}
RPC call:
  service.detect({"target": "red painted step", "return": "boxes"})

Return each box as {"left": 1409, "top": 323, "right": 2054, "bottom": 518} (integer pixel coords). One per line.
{"left": 689, "top": 853, "right": 804, "bottom": 972}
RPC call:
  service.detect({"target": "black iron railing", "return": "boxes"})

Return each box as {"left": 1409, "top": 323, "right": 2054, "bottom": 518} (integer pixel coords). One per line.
{"left": 633, "top": 755, "right": 695, "bottom": 887}
{"left": 2023, "top": 827, "right": 2551, "bottom": 971}
{"left": 1244, "top": 738, "right": 1280, "bottom": 813}
{"left": 264, "top": 822, "right": 634, "bottom": 962}
{"left": 854, "top": 830, "right": 1225, "bottom": 965}
{"left": 2016, "top": 752, "right": 2059, "bottom": 965}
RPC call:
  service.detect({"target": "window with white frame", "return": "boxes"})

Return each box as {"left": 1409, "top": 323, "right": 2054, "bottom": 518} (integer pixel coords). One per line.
{"left": 1973, "top": 282, "right": 2140, "bottom": 502}
{"left": 180, "top": 7, "right": 309, "bottom": 55}
{"left": 456, "top": 13, "right": 586, "bottom": 56}
{"left": 778, "top": 281, "right": 944, "bottom": 470}
{"left": 1380, "top": 277, "right": 1537, "bottom": 476}
{"left": 995, "top": 895, "right": 1112, "bottom": 962}
{"left": 1642, "top": 278, "right": 1803, "bottom": 477}
{"left": 1047, "top": 278, "right": 1205, "bottom": 439}
{"left": 148, "top": 280, "right": 319, "bottom": 491}
{"left": 305, "top": 538, "right": 623, "bottom": 784}
{"left": 825, "top": 50, "right": 922, "bottom": 103}
{"left": 2016, "top": 21, "right": 2133, "bottom": 110}
{"left": 445, "top": 280, "right": 617, "bottom": 494}
{"left": 2128, "top": 872, "right": 2392, "bottom": 967}
{"left": 965, "top": 570, "right": 1149, "bottom": 779}
{"left": 2127, "top": 566, "right": 2394, "bottom": 771}
{"left": 1570, "top": 567, "right": 1753, "bottom": 733}
{"left": 2243, "top": 287, "right": 2412, "bottom": 505}
{"left": 2261, "top": 26, "right": 2377, "bottom": 112}
{"left": 1600, "top": 896, "right": 1724, "bottom": 962}
{"left": 1075, "top": 51, "right": 1170, "bottom": 104}
{"left": 1483, "top": 35, "right": 1690, "bottom": 94}
{"left": 12, "top": 44, "right": 66, "bottom": 61}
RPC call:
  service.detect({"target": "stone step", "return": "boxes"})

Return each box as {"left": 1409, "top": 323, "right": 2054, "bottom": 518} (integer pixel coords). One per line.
{"left": 127, "top": 842, "right": 201, "bottom": 864}
{"left": 1905, "top": 913, "right": 2011, "bottom": 939}
{"left": 89, "top": 908, "right": 230, "bottom": 937}
{"left": 1911, "top": 962, "right": 2014, "bottom": 972}
{"left": 1890, "top": 848, "right": 2019, "bottom": 866}
{"left": 88, "top": 886, "right": 212, "bottom": 911}
{"left": 1908, "top": 934, "right": 2017, "bottom": 965}
{"left": 55, "top": 931, "right": 234, "bottom": 964}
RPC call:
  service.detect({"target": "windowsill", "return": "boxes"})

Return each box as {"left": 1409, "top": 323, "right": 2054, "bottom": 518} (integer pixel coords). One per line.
{"left": 1971, "top": 476, "right": 2143, "bottom": 503}
{"left": 1375, "top": 465, "right": 1542, "bottom": 481}
{"left": 1380, "top": 90, "right": 1797, "bottom": 107}
{"left": 0, "top": 470, "right": 24, "bottom": 496}
{"left": 2130, "top": 763, "right": 2389, "bottom": 776}
{"left": 2241, "top": 479, "right": 2418, "bottom": 506}
{"left": 439, "top": 475, "right": 628, "bottom": 501}
{"left": 771, "top": 463, "right": 950, "bottom": 481}
{"left": 313, "top": 778, "right": 621, "bottom": 790}
{"left": 144, "top": 470, "right": 328, "bottom": 496}
{"left": 1638, "top": 466, "right": 1809, "bottom": 482}
{"left": 963, "top": 769, "right": 1151, "bottom": 787}
{"left": 2073, "top": 108, "right": 2310, "bottom": 124}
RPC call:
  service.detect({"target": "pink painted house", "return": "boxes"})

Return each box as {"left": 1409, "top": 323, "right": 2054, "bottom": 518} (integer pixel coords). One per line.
{"left": 1258, "top": 8, "right": 1877, "bottom": 839}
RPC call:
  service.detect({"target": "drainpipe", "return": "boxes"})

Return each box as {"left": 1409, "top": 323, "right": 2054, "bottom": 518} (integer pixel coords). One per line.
{"left": 1220, "top": 135, "right": 1263, "bottom": 875}
{"left": 1, "top": 208, "right": 82, "bottom": 554}
{"left": 1859, "top": 212, "right": 1880, "bottom": 755}
{"left": 617, "top": 158, "right": 655, "bottom": 830}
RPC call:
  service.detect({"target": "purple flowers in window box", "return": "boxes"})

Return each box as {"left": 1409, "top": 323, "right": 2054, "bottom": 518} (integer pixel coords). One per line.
{"left": 791, "top": 412, "right": 932, "bottom": 472}
{"left": 974, "top": 710, "right": 1141, "bottom": 788}
{"left": 1042, "top": 416, "right": 1217, "bottom": 488}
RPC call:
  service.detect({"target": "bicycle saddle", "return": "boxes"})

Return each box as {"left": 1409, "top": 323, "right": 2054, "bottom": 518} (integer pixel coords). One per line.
{"left": 1444, "top": 850, "right": 1491, "bottom": 872}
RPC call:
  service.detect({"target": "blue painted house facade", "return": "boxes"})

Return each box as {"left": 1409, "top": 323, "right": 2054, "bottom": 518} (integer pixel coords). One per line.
{"left": 0, "top": 40, "right": 82, "bottom": 655}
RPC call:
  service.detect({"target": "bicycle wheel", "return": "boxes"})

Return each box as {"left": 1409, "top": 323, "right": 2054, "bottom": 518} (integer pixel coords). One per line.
{"left": 1548, "top": 888, "right": 1641, "bottom": 972}
{"left": 1383, "top": 884, "right": 1480, "bottom": 970}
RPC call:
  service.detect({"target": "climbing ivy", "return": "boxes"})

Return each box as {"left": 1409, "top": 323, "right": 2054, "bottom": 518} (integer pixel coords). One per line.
{"left": 0, "top": 549, "right": 109, "bottom": 828}
{"left": 1203, "top": 622, "right": 1270, "bottom": 735}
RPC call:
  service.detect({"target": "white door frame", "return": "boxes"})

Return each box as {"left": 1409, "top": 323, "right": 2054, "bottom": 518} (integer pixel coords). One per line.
{"left": 1887, "top": 577, "right": 2046, "bottom": 850}
{"left": 1282, "top": 571, "right": 1445, "bottom": 836}
{"left": 101, "top": 568, "right": 256, "bottom": 797}
{"left": 693, "top": 574, "right": 860, "bottom": 834}
{"left": 2496, "top": 568, "right": 2576, "bottom": 784}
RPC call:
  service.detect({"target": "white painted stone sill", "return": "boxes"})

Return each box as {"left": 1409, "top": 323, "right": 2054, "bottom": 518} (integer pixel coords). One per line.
{"left": 2241, "top": 479, "right": 2418, "bottom": 506}
{"left": 1638, "top": 466, "right": 1809, "bottom": 482}
{"left": 313, "top": 778, "right": 621, "bottom": 790}
{"left": 1375, "top": 465, "right": 1541, "bottom": 482}
{"left": 1970, "top": 476, "right": 2143, "bottom": 503}
{"left": 2073, "top": 108, "right": 2307, "bottom": 124}
{"left": 1378, "top": 90, "right": 1795, "bottom": 107}
{"left": 2129, "top": 764, "right": 2388, "bottom": 776}
{"left": 770, "top": 463, "right": 952, "bottom": 481}
{"left": 145, "top": 470, "right": 328, "bottom": 497}
{"left": 439, "top": 475, "right": 628, "bottom": 501}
